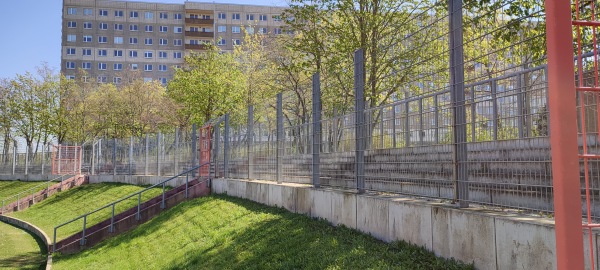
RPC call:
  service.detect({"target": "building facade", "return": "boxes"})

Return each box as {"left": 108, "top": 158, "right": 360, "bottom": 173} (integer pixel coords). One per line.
{"left": 61, "top": 0, "right": 285, "bottom": 84}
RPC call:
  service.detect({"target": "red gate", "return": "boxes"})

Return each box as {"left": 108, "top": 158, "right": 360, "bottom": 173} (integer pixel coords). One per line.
{"left": 51, "top": 145, "right": 82, "bottom": 175}
{"left": 199, "top": 125, "right": 212, "bottom": 177}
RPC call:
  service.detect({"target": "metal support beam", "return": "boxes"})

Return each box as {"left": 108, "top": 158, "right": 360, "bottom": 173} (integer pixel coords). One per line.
{"left": 192, "top": 124, "right": 197, "bottom": 178}
{"left": 112, "top": 139, "right": 117, "bottom": 176}
{"left": 248, "top": 105, "right": 254, "bottom": 179}
{"left": 224, "top": 114, "right": 230, "bottom": 178}
{"left": 276, "top": 94, "right": 283, "bottom": 184}
{"left": 354, "top": 49, "right": 366, "bottom": 194}
{"left": 312, "top": 74, "right": 321, "bottom": 188}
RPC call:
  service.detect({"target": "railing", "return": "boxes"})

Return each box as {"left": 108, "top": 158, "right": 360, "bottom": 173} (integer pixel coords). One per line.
{"left": 1, "top": 174, "right": 69, "bottom": 214}
{"left": 52, "top": 163, "right": 209, "bottom": 252}
{"left": 185, "top": 31, "right": 214, "bottom": 38}
{"left": 185, "top": 18, "right": 214, "bottom": 25}
{"left": 184, "top": 44, "right": 210, "bottom": 50}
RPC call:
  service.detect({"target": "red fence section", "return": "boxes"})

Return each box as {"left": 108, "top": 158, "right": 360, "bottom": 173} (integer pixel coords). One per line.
{"left": 199, "top": 125, "right": 212, "bottom": 177}
{"left": 51, "top": 145, "right": 82, "bottom": 175}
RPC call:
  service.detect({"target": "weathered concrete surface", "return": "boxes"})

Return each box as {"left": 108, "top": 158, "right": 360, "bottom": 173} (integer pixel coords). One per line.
{"left": 494, "top": 218, "right": 555, "bottom": 270}
{"left": 331, "top": 190, "right": 357, "bottom": 229}
{"left": 356, "top": 195, "right": 390, "bottom": 242}
{"left": 388, "top": 198, "right": 432, "bottom": 250}
{"left": 0, "top": 215, "right": 52, "bottom": 270}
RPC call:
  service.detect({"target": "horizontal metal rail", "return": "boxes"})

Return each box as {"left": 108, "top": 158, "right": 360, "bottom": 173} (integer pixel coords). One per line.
{"left": 1, "top": 174, "right": 69, "bottom": 214}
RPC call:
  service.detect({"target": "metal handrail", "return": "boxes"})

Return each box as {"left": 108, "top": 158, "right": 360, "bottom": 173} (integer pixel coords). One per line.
{"left": 52, "top": 162, "right": 210, "bottom": 252}
{"left": 1, "top": 174, "right": 69, "bottom": 214}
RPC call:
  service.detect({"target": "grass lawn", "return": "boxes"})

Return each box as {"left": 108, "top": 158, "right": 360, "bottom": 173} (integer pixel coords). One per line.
{"left": 53, "top": 195, "right": 473, "bottom": 270}
{"left": 9, "top": 183, "right": 164, "bottom": 241}
{"left": 0, "top": 181, "right": 51, "bottom": 202}
{"left": 0, "top": 221, "right": 46, "bottom": 270}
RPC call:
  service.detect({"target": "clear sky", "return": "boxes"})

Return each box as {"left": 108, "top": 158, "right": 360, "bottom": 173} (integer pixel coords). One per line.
{"left": 0, "top": 0, "right": 287, "bottom": 80}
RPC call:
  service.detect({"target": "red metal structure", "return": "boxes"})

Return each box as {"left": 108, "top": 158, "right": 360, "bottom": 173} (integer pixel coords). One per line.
{"left": 51, "top": 145, "right": 82, "bottom": 175}
{"left": 199, "top": 125, "right": 212, "bottom": 177}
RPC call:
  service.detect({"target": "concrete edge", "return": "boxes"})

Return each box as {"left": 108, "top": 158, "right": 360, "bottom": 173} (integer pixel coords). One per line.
{"left": 0, "top": 215, "right": 52, "bottom": 270}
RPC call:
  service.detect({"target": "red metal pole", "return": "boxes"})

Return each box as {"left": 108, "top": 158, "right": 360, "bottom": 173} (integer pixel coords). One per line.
{"left": 544, "top": 0, "right": 585, "bottom": 269}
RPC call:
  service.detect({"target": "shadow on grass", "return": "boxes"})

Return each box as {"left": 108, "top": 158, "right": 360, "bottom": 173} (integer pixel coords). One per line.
{"left": 0, "top": 221, "right": 46, "bottom": 270}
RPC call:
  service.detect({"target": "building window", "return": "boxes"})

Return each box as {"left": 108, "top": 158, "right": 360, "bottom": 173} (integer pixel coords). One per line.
{"left": 190, "top": 40, "right": 199, "bottom": 45}
{"left": 245, "top": 27, "right": 254, "bottom": 34}
{"left": 159, "top": 64, "right": 167, "bottom": 71}
{"left": 218, "top": 25, "right": 226, "bottom": 32}
{"left": 144, "top": 64, "right": 153, "bottom": 71}
{"left": 273, "top": 28, "right": 282, "bottom": 35}
{"left": 67, "top": 35, "right": 76, "bottom": 42}
{"left": 84, "top": 22, "right": 92, "bottom": 29}
{"left": 66, "top": 75, "right": 75, "bottom": 80}
{"left": 83, "top": 35, "right": 92, "bottom": 42}
{"left": 144, "top": 51, "right": 153, "bottom": 58}
{"left": 259, "top": 27, "right": 267, "bottom": 34}
{"left": 129, "top": 37, "right": 138, "bottom": 44}
{"left": 174, "top": 39, "right": 182, "bottom": 46}
{"left": 190, "top": 26, "right": 199, "bottom": 32}
{"left": 145, "top": 12, "right": 153, "bottom": 19}
{"left": 173, "top": 65, "right": 181, "bottom": 69}
{"left": 66, "top": 62, "right": 75, "bottom": 69}
{"left": 145, "top": 38, "right": 153, "bottom": 45}
{"left": 99, "top": 23, "right": 108, "bottom": 30}
{"left": 98, "top": 49, "right": 107, "bottom": 57}
{"left": 190, "top": 14, "right": 199, "bottom": 19}
{"left": 160, "top": 78, "right": 167, "bottom": 84}
{"left": 130, "top": 11, "right": 138, "bottom": 18}
{"left": 159, "top": 26, "right": 168, "bottom": 32}
{"left": 217, "top": 38, "right": 226, "bottom": 46}
{"left": 97, "top": 76, "right": 107, "bottom": 83}
{"left": 129, "top": 50, "right": 138, "bottom": 58}
{"left": 159, "top": 51, "right": 167, "bottom": 58}
{"left": 98, "top": 63, "right": 107, "bottom": 70}
{"left": 115, "top": 10, "right": 124, "bottom": 17}
{"left": 130, "top": 24, "right": 138, "bottom": 31}
{"left": 115, "top": 24, "right": 123, "bottom": 31}
{"left": 98, "top": 36, "right": 108, "bottom": 43}
{"left": 84, "top": 8, "right": 93, "bottom": 16}
{"left": 259, "top": 14, "right": 267, "bottom": 21}
{"left": 174, "top": 27, "right": 182, "bottom": 33}
{"left": 160, "top": 12, "right": 168, "bottom": 19}
{"left": 232, "top": 13, "right": 240, "bottom": 20}
{"left": 232, "top": 39, "right": 241, "bottom": 46}
{"left": 131, "top": 64, "right": 138, "bottom": 70}
{"left": 67, "top": 21, "right": 77, "bottom": 28}
{"left": 114, "top": 63, "right": 123, "bottom": 71}
{"left": 173, "top": 52, "right": 182, "bottom": 59}
{"left": 232, "top": 26, "right": 240, "bottom": 33}
{"left": 82, "top": 62, "right": 91, "bottom": 69}
{"left": 246, "top": 14, "right": 255, "bottom": 21}
{"left": 114, "top": 50, "right": 123, "bottom": 57}
{"left": 218, "top": 13, "right": 226, "bottom": 19}
{"left": 144, "top": 78, "right": 152, "bottom": 82}
{"left": 67, "top": 7, "right": 77, "bottom": 15}
{"left": 82, "top": 49, "right": 92, "bottom": 56}
{"left": 99, "top": 9, "right": 108, "bottom": 16}
{"left": 67, "top": 48, "right": 76, "bottom": 55}
{"left": 174, "top": 13, "right": 182, "bottom": 20}
{"left": 145, "top": 25, "right": 153, "bottom": 32}
{"left": 159, "top": 38, "right": 168, "bottom": 45}
{"left": 114, "top": 77, "right": 122, "bottom": 84}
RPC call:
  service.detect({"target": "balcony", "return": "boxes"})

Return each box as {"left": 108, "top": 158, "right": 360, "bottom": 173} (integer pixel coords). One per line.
{"left": 185, "top": 31, "right": 214, "bottom": 38}
{"left": 185, "top": 18, "right": 214, "bottom": 25}
{"left": 185, "top": 44, "right": 210, "bottom": 50}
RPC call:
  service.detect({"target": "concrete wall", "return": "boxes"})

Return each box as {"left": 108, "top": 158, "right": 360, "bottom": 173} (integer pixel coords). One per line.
{"left": 0, "top": 174, "right": 65, "bottom": 181}
{"left": 88, "top": 175, "right": 190, "bottom": 187}
{"left": 0, "top": 215, "right": 52, "bottom": 270}
{"left": 212, "top": 178, "right": 599, "bottom": 270}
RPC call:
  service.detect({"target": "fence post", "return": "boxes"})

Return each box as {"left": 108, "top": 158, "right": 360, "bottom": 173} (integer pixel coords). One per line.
{"left": 112, "top": 139, "right": 117, "bottom": 176}
{"left": 157, "top": 132, "right": 161, "bottom": 176}
{"left": 491, "top": 81, "right": 499, "bottom": 140}
{"left": 214, "top": 123, "right": 220, "bottom": 178}
{"left": 516, "top": 73, "right": 526, "bottom": 138}
{"left": 470, "top": 86, "right": 476, "bottom": 142}
{"left": 224, "top": 113, "right": 230, "bottom": 179}
{"left": 145, "top": 134, "right": 149, "bottom": 175}
{"left": 80, "top": 215, "right": 87, "bottom": 246}
{"left": 391, "top": 106, "right": 397, "bottom": 147}
{"left": 42, "top": 143, "right": 46, "bottom": 175}
{"left": 175, "top": 128, "right": 179, "bottom": 174}
{"left": 380, "top": 108, "right": 384, "bottom": 148}
{"left": 404, "top": 101, "right": 410, "bottom": 147}
{"left": 248, "top": 105, "right": 254, "bottom": 179}
{"left": 312, "top": 74, "right": 322, "bottom": 188}
{"left": 11, "top": 143, "right": 16, "bottom": 175}
{"left": 354, "top": 49, "right": 366, "bottom": 194}
{"left": 91, "top": 141, "right": 95, "bottom": 175}
{"left": 419, "top": 98, "right": 424, "bottom": 145}
{"left": 449, "top": 0, "right": 469, "bottom": 208}
{"left": 25, "top": 145, "right": 29, "bottom": 175}
{"left": 129, "top": 137, "right": 133, "bottom": 176}
{"left": 276, "top": 94, "right": 283, "bottom": 184}
{"left": 434, "top": 95, "right": 439, "bottom": 144}
{"left": 192, "top": 124, "right": 197, "bottom": 178}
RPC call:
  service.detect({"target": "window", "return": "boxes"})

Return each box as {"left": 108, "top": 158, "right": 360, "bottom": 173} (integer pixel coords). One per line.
{"left": 246, "top": 14, "right": 255, "bottom": 21}
{"left": 259, "top": 27, "right": 267, "bottom": 34}
{"left": 67, "top": 21, "right": 77, "bottom": 28}
{"left": 66, "top": 75, "right": 75, "bottom": 80}
{"left": 144, "top": 78, "right": 152, "bottom": 82}
{"left": 159, "top": 38, "right": 168, "bottom": 45}
{"left": 130, "top": 11, "right": 138, "bottom": 18}
{"left": 159, "top": 64, "right": 167, "bottom": 71}
{"left": 98, "top": 36, "right": 107, "bottom": 43}
{"left": 67, "top": 35, "right": 76, "bottom": 42}
{"left": 115, "top": 24, "right": 123, "bottom": 31}
{"left": 173, "top": 52, "right": 182, "bottom": 59}
{"left": 245, "top": 27, "right": 254, "bottom": 34}
{"left": 190, "top": 27, "right": 199, "bottom": 32}
{"left": 159, "top": 51, "right": 167, "bottom": 58}
{"left": 129, "top": 50, "right": 138, "bottom": 58}
{"left": 115, "top": 10, "right": 124, "bottom": 17}
{"left": 114, "top": 50, "right": 123, "bottom": 57}
{"left": 114, "top": 63, "right": 123, "bottom": 70}
{"left": 82, "top": 48, "right": 92, "bottom": 56}
{"left": 98, "top": 49, "right": 107, "bottom": 56}
{"left": 173, "top": 65, "right": 181, "bottom": 69}
{"left": 145, "top": 12, "right": 153, "bottom": 19}
{"left": 145, "top": 25, "right": 153, "bottom": 32}
{"left": 66, "top": 62, "right": 75, "bottom": 69}
{"left": 83, "top": 35, "right": 92, "bottom": 42}
{"left": 174, "top": 27, "right": 182, "bottom": 33}
{"left": 112, "top": 77, "right": 121, "bottom": 84}
{"left": 232, "top": 26, "right": 240, "bottom": 33}
{"left": 190, "top": 14, "right": 199, "bottom": 19}
{"left": 98, "top": 63, "right": 107, "bottom": 70}
{"left": 84, "top": 8, "right": 93, "bottom": 16}
{"left": 97, "top": 76, "right": 107, "bottom": 83}
{"left": 82, "top": 62, "right": 91, "bottom": 69}
{"left": 160, "top": 78, "right": 167, "bottom": 85}
{"left": 273, "top": 28, "right": 282, "bottom": 34}
{"left": 190, "top": 40, "right": 200, "bottom": 45}
{"left": 217, "top": 25, "right": 226, "bottom": 32}
{"left": 131, "top": 64, "right": 138, "bottom": 70}
{"left": 259, "top": 14, "right": 267, "bottom": 21}
{"left": 81, "top": 76, "right": 89, "bottom": 83}
{"left": 99, "top": 9, "right": 108, "bottom": 16}
{"left": 129, "top": 37, "right": 138, "bottom": 44}
{"left": 273, "top": 15, "right": 282, "bottom": 22}
{"left": 130, "top": 24, "right": 138, "bottom": 31}
{"left": 99, "top": 23, "right": 108, "bottom": 30}
{"left": 144, "top": 64, "right": 153, "bottom": 71}
{"left": 84, "top": 22, "right": 92, "bottom": 29}
{"left": 160, "top": 12, "right": 168, "bottom": 19}
{"left": 232, "top": 39, "right": 241, "bottom": 46}
{"left": 174, "top": 39, "right": 182, "bottom": 46}
{"left": 144, "top": 38, "right": 153, "bottom": 45}
{"left": 144, "top": 51, "right": 153, "bottom": 58}
{"left": 67, "top": 48, "right": 76, "bottom": 55}
{"left": 217, "top": 38, "right": 226, "bottom": 46}
{"left": 67, "top": 7, "right": 77, "bottom": 15}
{"left": 218, "top": 13, "right": 226, "bottom": 19}
{"left": 174, "top": 13, "right": 182, "bottom": 20}
{"left": 159, "top": 26, "right": 168, "bottom": 32}
{"left": 232, "top": 13, "right": 240, "bottom": 20}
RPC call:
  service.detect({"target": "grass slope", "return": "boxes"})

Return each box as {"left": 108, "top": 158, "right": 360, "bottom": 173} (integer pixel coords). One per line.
{"left": 10, "top": 183, "right": 164, "bottom": 241}
{"left": 0, "top": 221, "right": 46, "bottom": 270}
{"left": 53, "top": 195, "right": 473, "bottom": 270}
{"left": 0, "top": 181, "right": 51, "bottom": 201}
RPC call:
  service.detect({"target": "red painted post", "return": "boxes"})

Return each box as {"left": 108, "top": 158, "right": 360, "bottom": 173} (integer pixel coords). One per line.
{"left": 544, "top": 0, "right": 585, "bottom": 269}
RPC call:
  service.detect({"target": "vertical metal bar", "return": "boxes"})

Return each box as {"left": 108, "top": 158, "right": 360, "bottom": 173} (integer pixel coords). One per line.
{"left": 405, "top": 102, "right": 410, "bottom": 147}
{"left": 175, "top": 128, "right": 179, "bottom": 174}
{"left": 53, "top": 228, "right": 57, "bottom": 252}
{"left": 41, "top": 143, "right": 46, "bottom": 175}
{"left": 129, "top": 137, "right": 133, "bottom": 176}
{"left": 224, "top": 114, "right": 230, "bottom": 178}
{"left": 109, "top": 203, "right": 115, "bottom": 233}
{"left": 516, "top": 74, "right": 525, "bottom": 138}
{"left": 312, "top": 73, "right": 321, "bottom": 188}
{"left": 277, "top": 94, "right": 283, "bottom": 184}
{"left": 545, "top": 0, "right": 585, "bottom": 268}
{"left": 185, "top": 173, "right": 189, "bottom": 198}
{"left": 392, "top": 106, "right": 397, "bottom": 147}
{"left": 419, "top": 98, "right": 424, "bottom": 145}
{"left": 80, "top": 215, "right": 87, "bottom": 246}
{"left": 434, "top": 95, "right": 440, "bottom": 144}
{"left": 471, "top": 86, "right": 476, "bottom": 142}
{"left": 449, "top": 0, "right": 468, "bottom": 207}
{"left": 214, "top": 124, "right": 220, "bottom": 178}
{"left": 91, "top": 141, "right": 95, "bottom": 175}
{"left": 354, "top": 49, "right": 366, "bottom": 194}
{"left": 25, "top": 145, "right": 29, "bottom": 175}
{"left": 379, "top": 108, "right": 384, "bottom": 148}
{"left": 191, "top": 124, "right": 197, "bottom": 178}
{"left": 248, "top": 105, "right": 254, "bottom": 179}
{"left": 16, "top": 194, "right": 19, "bottom": 211}
{"left": 161, "top": 183, "right": 165, "bottom": 209}
{"left": 57, "top": 144, "right": 61, "bottom": 175}
{"left": 491, "top": 81, "right": 499, "bottom": 141}
{"left": 145, "top": 134, "right": 149, "bottom": 175}
{"left": 157, "top": 132, "right": 161, "bottom": 176}
{"left": 112, "top": 139, "right": 117, "bottom": 176}
{"left": 136, "top": 193, "right": 141, "bottom": 220}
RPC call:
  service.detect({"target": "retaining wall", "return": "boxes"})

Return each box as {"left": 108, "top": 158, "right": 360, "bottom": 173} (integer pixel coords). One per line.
{"left": 0, "top": 215, "right": 52, "bottom": 270}
{"left": 0, "top": 174, "right": 65, "bottom": 181}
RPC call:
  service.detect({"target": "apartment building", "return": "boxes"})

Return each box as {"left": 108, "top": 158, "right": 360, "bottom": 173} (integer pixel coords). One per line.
{"left": 61, "top": 0, "right": 286, "bottom": 84}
